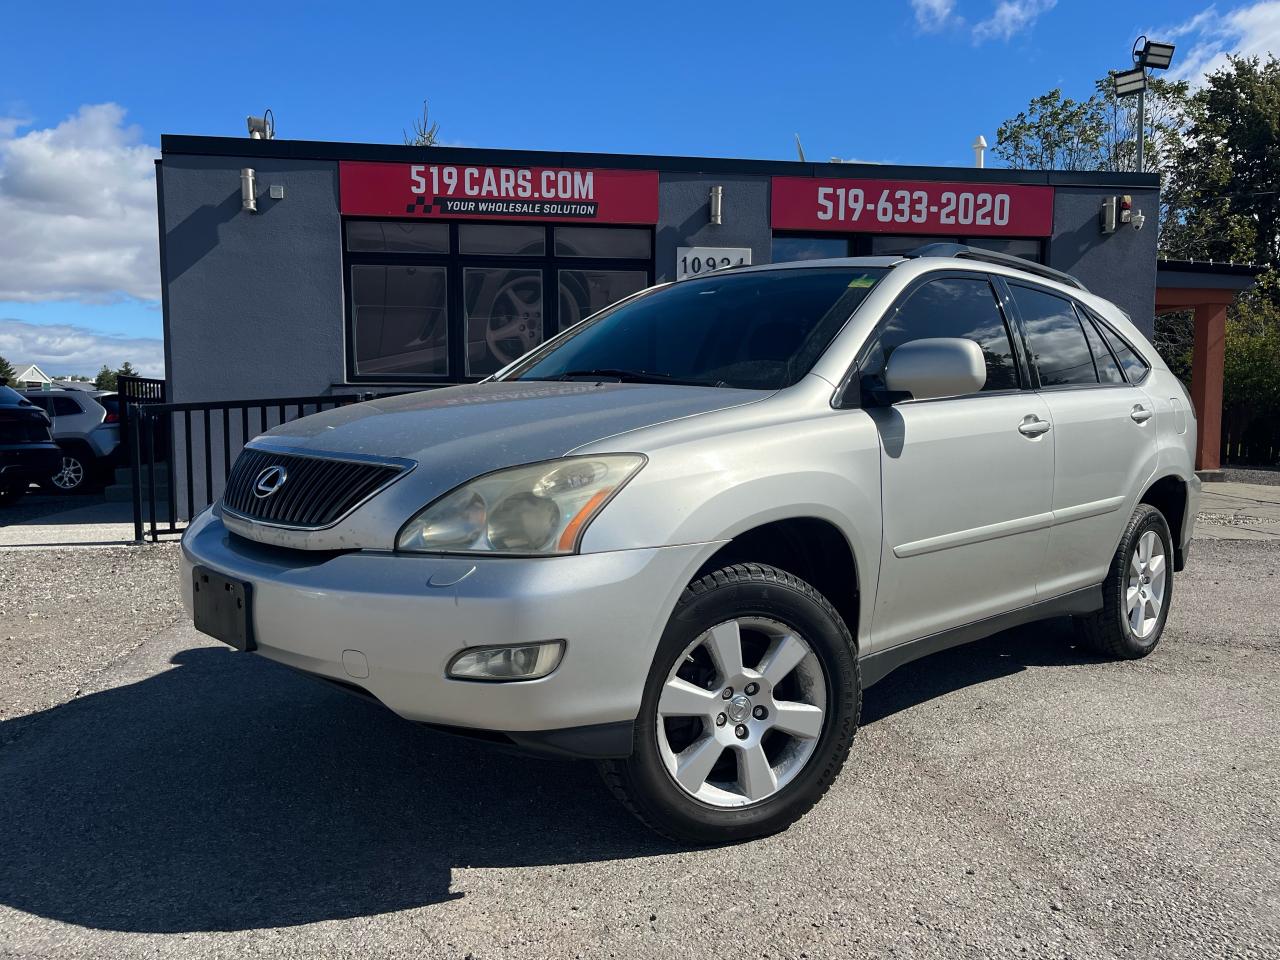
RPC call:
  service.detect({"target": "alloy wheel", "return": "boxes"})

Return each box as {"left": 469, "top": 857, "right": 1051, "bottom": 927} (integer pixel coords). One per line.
{"left": 655, "top": 616, "right": 827, "bottom": 808}
{"left": 52, "top": 456, "right": 85, "bottom": 491}
{"left": 1126, "top": 530, "right": 1167, "bottom": 639}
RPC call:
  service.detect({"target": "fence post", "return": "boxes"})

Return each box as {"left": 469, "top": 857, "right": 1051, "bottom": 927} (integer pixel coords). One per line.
{"left": 130, "top": 405, "right": 144, "bottom": 543}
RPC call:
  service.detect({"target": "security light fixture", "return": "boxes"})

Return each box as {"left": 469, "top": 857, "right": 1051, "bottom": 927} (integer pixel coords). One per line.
{"left": 1112, "top": 67, "right": 1147, "bottom": 97}
{"left": 240, "top": 168, "right": 258, "bottom": 213}
{"left": 246, "top": 109, "right": 275, "bottom": 140}
{"left": 1135, "top": 38, "right": 1175, "bottom": 70}
{"left": 709, "top": 185, "right": 724, "bottom": 226}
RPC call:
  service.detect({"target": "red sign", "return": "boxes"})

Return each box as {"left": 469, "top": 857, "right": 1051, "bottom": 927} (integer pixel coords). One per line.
{"left": 771, "top": 176, "right": 1054, "bottom": 237}
{"left": 340, "top": 161, "right": 659, "bottom": 224}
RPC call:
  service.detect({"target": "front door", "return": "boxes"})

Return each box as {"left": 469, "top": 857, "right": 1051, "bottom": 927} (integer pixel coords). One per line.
{"left": 861, "top": 274, "right": 1055, "bottom": 651}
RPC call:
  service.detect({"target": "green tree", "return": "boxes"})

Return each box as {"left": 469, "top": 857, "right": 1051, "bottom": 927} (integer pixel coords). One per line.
{"left": 1162, "top": 56, "right": 1280, "bottom": 266}
{"left": 993, "top": 76, "right": 1189, "bottom": 175}
{"left": 116, "top": 361, "right": 138, "bottom": 379}
{"left": 0, "top": 355, "right": 14, "bottom": 387}
{"left": 94, "top": 364, "right": 117, "bottom": 391}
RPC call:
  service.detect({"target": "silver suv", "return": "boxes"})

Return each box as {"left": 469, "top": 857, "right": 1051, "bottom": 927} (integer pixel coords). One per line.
{"left": 20, "top": 389, "right": 120, "bottom": 493}
{"left": 181, "top": 246, "right": 1199, "bottom": 843}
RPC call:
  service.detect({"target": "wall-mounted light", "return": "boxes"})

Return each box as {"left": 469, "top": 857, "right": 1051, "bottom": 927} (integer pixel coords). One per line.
{"left": 240, "top": 168, "right": 258, "bottom": 213}
{"left": 1100, "top": 196, "right": 1117, "bottom": 234}
{"left": 709, "top": 185, "right": 723, "bottom": 226}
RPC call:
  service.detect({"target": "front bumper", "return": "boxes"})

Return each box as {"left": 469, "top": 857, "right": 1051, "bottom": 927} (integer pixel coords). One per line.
{"left": 180, "top": 509, "right": 714, "bottom": 757}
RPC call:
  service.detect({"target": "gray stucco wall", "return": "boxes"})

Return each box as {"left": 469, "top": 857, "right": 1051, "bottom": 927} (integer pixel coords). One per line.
{"left": 161, "top": 154, "right": 345, "bottom": 404}
{"left": 1047, "top": 186, "right": 1160, "bottom": 337}
{"left": 656, "top": 173, "right": 772, "bottom": 282}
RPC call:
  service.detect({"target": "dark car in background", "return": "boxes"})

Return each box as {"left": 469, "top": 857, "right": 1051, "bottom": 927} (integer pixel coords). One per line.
{"left": 0, "top": 386, "right": 61, "bottom": 503}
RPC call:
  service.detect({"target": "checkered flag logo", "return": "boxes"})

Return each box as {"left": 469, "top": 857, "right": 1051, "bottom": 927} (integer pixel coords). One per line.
{"left": 405, "top": 196, "right": 433, "bottom": 214}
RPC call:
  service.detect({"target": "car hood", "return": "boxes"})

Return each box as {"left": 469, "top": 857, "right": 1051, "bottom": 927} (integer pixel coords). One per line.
{"left": 260, "top": 380, "right": 766, "bottom": 464}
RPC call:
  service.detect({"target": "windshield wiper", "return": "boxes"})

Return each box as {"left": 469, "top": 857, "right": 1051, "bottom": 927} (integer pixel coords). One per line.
{"left": 533, "top": 368, "right": 726, "bottom": 387}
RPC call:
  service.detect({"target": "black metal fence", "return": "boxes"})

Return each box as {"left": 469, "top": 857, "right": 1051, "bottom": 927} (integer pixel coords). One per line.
{"left": 128, "top": 393, "right": 379, "bottom": 542}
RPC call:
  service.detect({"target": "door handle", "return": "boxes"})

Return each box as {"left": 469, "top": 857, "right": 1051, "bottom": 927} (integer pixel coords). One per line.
{"left": 1130, "top": 404, "right": 1153, "bottom": 423}
{"left": 1018, "top": 415, "right": 1052, "bottom": 437}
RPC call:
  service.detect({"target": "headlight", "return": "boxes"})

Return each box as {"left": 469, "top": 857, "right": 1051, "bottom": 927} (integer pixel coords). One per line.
{"left": 396, "top": 454, "right": 645, "bottom": 555}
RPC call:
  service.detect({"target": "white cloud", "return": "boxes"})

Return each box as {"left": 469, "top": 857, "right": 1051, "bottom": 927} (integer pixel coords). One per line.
{"left": 911, "top": 0, "right": 957, "bottom": 31}
{"left": 0, "top": 318, "right": 163, "bottom": 378}
{"left": 0, "top": 103, "right": 158, "bottom": 305}
{"left": 1158, "top": 2, "right": 1280, "bottom": 85}
{"left": 972, "top": 0, "right": 1057, "bottom": 42}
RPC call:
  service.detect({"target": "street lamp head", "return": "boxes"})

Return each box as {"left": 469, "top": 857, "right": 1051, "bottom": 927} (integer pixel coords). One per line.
{"left": 1113, "top": 67, "right": 1148, "bottom": 97}
{"left": 1134, "top": 36, "right": 1176, "bottom": 70}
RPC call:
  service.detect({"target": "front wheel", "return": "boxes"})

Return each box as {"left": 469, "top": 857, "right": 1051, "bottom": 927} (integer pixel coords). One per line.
{"left": 1076, "top": 504, "right": 1173, "bottom": 659}
{"left": 599, "top": 563, "right": 860, "bottom": 844}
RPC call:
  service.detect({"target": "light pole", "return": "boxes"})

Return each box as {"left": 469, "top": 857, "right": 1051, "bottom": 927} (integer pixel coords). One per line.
{"left": 1114, "top": 37, "right": 1176, "bottom": 173}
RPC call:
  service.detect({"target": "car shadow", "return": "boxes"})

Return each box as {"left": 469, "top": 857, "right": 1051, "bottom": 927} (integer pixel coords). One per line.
{"left": 0, "top": 616, "right": 1096, "bottom": 933}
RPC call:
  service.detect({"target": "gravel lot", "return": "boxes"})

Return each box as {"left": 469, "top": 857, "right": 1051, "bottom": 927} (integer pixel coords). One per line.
{"left": 0, "top": 539, "right": 1277, "bottom": 959}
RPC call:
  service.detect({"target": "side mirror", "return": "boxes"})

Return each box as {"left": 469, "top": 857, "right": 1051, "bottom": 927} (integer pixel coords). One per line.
{"left": 884, "top": 338, "right": 986, "bottom": 401}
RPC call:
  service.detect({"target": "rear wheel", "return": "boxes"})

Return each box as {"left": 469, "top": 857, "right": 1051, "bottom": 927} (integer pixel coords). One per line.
{"left": 599, "top": 563, "right": 859, "bottom": 844}
{"left": 47, "top": 450, "right": 95, "bottom": 494}
{"left": 1076, "top": 504, "right": 1173, "bottom": 659}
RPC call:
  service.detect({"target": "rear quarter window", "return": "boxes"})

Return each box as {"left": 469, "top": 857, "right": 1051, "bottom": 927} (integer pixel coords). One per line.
{"left": 1094, "top": 318, "right": 1151, "bottom": 383}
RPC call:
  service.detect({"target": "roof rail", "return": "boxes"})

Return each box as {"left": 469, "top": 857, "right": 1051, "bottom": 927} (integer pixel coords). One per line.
{"left": 906, "top": 242, "right": 1088, "bottom": 291}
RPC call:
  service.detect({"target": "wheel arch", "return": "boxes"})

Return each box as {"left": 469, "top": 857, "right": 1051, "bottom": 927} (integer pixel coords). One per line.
{"left": 690, "top": 516, "right": 861, "bottom": 647}
{"left": 1138, "top": 472, "right": 1190, "bottom": 571}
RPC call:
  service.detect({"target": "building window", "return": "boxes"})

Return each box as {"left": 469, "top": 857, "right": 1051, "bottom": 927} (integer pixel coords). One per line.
{"left": 559, "top": 269, "right": 649, "bottom": 327}
{"left": 346, "top": 221, "right": 449, "bottom": 254}
{"left": 344, "top": 221, "right": 654, "bottom": 383}
{"left": 774, "top": 233, "right": 1043, "bottom": 263}
{"left": 555, "top": 226, "right": 651, "bottom": 259}
{"left": 464, "top": 267, "right": 544, "bottom": 376}
{"left": 772, "top": 236, "right": 850, "bottom": 262}
{"left": 458, "top": 224, "right": 546, "bottom": 256}
{"left": 350, "top": 265, "right": 449, "bottom": 377}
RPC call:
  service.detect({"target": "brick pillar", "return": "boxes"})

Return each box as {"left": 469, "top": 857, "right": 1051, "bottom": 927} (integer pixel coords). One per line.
{"left": 1190, "top": 301, "right": 1228, "bottom": 471}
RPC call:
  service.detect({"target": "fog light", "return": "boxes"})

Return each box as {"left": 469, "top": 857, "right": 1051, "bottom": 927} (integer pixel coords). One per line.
{"left": 447, "top": 641, "right": 565, "bottom": 682}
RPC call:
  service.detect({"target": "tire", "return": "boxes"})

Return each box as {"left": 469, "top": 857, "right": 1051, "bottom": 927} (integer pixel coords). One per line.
{"left": 1076, "top": 504, "right": 1173, "bottom": 660}
{"left": 598, "top": 562, "right": 860, "bottom": 844}
{"left": 46, "top": 449, "right": 96, "bottom": 494}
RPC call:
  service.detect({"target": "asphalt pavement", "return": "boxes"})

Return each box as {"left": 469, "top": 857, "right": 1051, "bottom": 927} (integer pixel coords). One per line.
{"left": 0, "top": 539, "right": 1277, "bottom": 959}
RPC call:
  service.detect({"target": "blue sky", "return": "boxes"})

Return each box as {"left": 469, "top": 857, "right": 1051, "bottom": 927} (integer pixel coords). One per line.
{"left": 1, "top": 0, "right": 1276, "bottom": 376}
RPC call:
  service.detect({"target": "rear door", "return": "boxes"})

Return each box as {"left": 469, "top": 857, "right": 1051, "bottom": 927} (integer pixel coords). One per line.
{"left": 1003, "top": 282, "right": 1158, "bottom": 599}
{"left": 863, "top": 273, "right": 1055, "bottom": 651}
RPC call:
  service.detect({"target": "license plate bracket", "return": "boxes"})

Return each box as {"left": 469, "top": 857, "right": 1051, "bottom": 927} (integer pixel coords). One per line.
{"left": 192, "top": 566, "right": 255, "bottom": 651}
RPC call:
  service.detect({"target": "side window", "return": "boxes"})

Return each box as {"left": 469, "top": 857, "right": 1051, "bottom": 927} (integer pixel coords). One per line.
{"left": 24, "top": 395, "right": 51, "bottom": 412}
{"left": 51, "top": 397, "right": 82, "bottom": 417}
{"left": 860, "top": 277, "right": 1021, "bottom": 394}
{"left": 1095, "top": 319, "right": 1151, "bottom": 383}
{"left": 1012, "top": 285, "right": 1098, "bottom": 386}
{"left": 1077, "top": 309, "right": 1125, "bottom": 384}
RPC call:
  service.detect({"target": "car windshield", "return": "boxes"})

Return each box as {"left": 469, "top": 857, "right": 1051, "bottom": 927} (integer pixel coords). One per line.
{"left": 507, "top": 266, "right": 885, "bottom": 390}
{"left": 0, "top": 385, "right": 30, "bottom": 406}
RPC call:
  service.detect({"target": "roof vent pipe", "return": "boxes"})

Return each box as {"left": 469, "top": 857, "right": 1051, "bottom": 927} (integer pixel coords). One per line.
{"left": 972, "top": 135, "right": 988, "bottom": 168}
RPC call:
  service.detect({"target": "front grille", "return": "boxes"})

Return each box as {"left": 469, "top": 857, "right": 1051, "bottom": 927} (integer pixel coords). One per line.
{"left": 222, "top": 447, "right": 408, "bottom": 529}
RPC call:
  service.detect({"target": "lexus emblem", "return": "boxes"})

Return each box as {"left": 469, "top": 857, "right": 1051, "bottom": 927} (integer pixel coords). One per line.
{"left": 253, "top": 465, "right": 288, "bottom": 498}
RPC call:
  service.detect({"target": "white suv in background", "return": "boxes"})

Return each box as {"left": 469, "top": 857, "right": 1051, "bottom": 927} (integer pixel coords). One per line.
{"left": 182, "top": 244, "right": 1199, "bottom": 844}
{"left": 20, "top": 389, "right": 121, "bottom": 493}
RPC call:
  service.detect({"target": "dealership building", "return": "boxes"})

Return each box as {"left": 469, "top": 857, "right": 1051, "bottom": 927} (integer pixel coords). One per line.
{"left": 152, "top": 134, "right": 1247, "bottom": 519}
{"left": 157, "top": 135, "right": 1164, "bottom": 400}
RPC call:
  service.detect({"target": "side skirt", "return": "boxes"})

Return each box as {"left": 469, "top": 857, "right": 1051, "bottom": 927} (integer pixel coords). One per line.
{"left": 859, "top": 584, "right": 1103, "bottom": 689}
